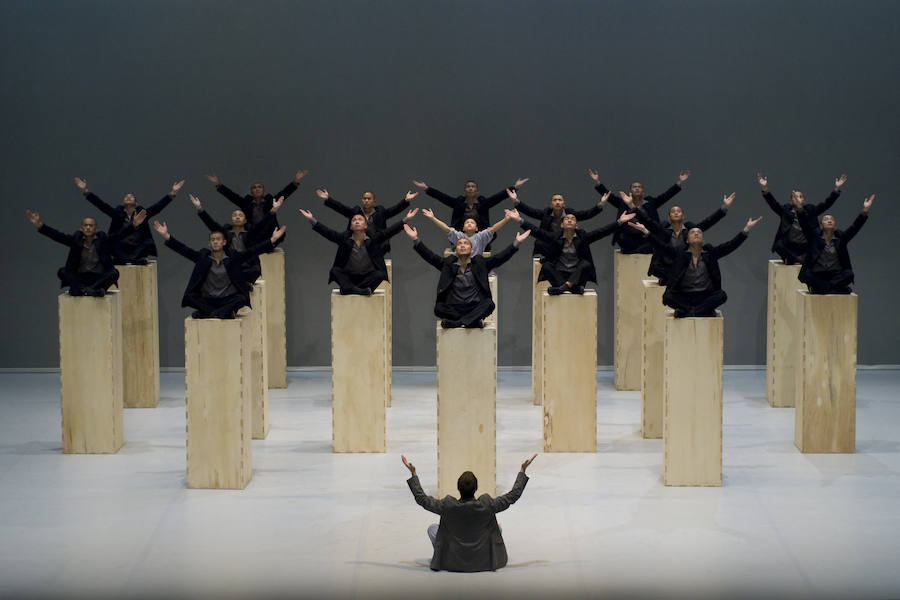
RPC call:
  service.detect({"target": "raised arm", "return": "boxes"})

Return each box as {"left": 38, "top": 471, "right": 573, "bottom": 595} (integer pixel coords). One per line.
{"left": 207, "top": 174, "right": 245, "bottom": 208}
{"left": 415, "top": 180, "right": 458, "bottom": 208}
{"left": 568, "top": 191, "right": 608, "bottom": 221}
{"left": 813, "top": 173, "right": 846, "bottom": 215}
{"left": 403, "top": 456, "right": 443, "bottom": 515}
{"left": 482, "top": 178, "right": 528, "bottom": 209}
{"left": 692, "top": 193, "right": 733, "bottom": 231}
{"left": 483, "top": 231, "right": 528, "bottom": 271}
{"left": 841, "top": 194, "right": 873, "bottom": 244}
{"left": 156, "top": 221, "right": 202, "bottom": 263}
{"left": 488, "top": 454, "right": 536, "bottom": 513}
{"left": 381, "top": 191, "right": 417, "bottom": 219}
{"left": 711, "top": 217, "right": 761, "bottom": 259}
{"left": 370, "top": 209, "right": 418, "bottom": 244}
{"left": 487, "top": 209, "right": 514, "bottom": 234}
{"left": 421, "top": 207, "right": 452, "bottom": 233}
{"left": 29, "top": 211, "right": 75, "bottom": 246}
{"left": 144, "top": 179, "right": 183, "bottom": 217}
{"left": 405, "top": 224, "right": 445, "bottom": 270}
{"left": 319, "top": 189, "right": 356, "bottom": 218}
{"left": 272, "top": 169, "right": 308, "bottom": 201}
{"left": 506, "top": 187, "right": 543, "bottom": 219}
{"left": 76, "top": 177, "right": 118, "bottom": 219}
{"left": 757, "top": 172, "right": 787, "bottom": 216}
{"left": 584, "top": 211, "right": 636, "bottom": 244}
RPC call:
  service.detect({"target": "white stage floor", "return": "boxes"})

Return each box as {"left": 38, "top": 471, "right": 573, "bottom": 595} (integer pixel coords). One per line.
{"left": 1, "top": 369, "right": 898, "bottom": 599}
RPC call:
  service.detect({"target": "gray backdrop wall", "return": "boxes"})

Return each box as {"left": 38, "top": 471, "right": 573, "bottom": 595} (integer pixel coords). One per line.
{"left": 3, "top": 0, "right": 898, "bottom": 368}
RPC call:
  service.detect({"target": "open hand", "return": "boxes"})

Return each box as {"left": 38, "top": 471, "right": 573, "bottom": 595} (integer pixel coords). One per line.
{"left": 405, "top": 190, "right": 419, "bottom": 202}
{"left": 411, "top": 179, "right": 428, "bottom": 190}
{"left": 403, "top": 223, "right": 418, "bottom": 241}
{"left": 170, "top": 180, "right": 185, "bottom": 196}
{"left": 74, "top": 177, "right": 88, "bottom": 193}
{"left": 587, "top": 169, "right": 600, "bottom": 184}
{"left": 520, "top": 453, "right": 538, "bottom": 472}
{"left": 722, "top": 192, "right": 735, "bottom": 209}
{"left": 401, "top": 455, "right": 416, "bottom": 476}
{"left": 26, "top": 209, "right": 42, "bottom": 228}
{"left": 863, "top": 194, "right": 875, "bottom": 213}
{"left": 299, "top": 209, "right": 314, "bottom": 221}
{"left": 270, "top": 225, "right": 287, "bottom": 243}
{"left": 190, "top": 194, "right": 202, "bottom": 211}
{"left": 315, "top": 188, "right": 329, "bottom": 200}
{"left": 205, "top": 174, "right": 221, "bottom": 186}
{"left": 743, "top": 216, "right": 763, "bottom": 233}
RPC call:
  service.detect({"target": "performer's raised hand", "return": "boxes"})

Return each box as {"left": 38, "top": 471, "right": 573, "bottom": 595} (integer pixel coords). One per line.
{"left": 422, "top": 208, "right": 435, "bottom": 219}
{"left": 863, "top": 194, "right": 875, "bottom": 213}
{"left": 298, "top": 208, "right": 315, "bottom": 222}
{"left": 271, "top": 195, "right": 285, "bottom": 213}
{"left": 598, "top": 191, "right": 610, "bottom": 207}
{"left": 205, "top": 174, "right": 221, "bottom": 187}
{"left": 677, "top": 170, "right": 691, "bottom": 186}
{"left": 505, "top": 207, "right": 523, "bottom": 222}
{"left": 756, "top": 172, "right": 768, "bottom": 191}
{"left": 405, "top": 190, "right": 419, "bottom": 202}
{"left": 403, "top": 223, "right": 418, "bottom": 242}
{"left": 132, "top": 209, "right": 148, "bottom": 227}
{"left": 412, "top": 179, "right": 428, "bottom": 190}
{"left": 617, "top": 211, "right": 637, "bottom": 224}
{"left": 294, "top": 169, "right": 309, "bottom": 184}
{"left": 73, "top": 177, "right": 88, "bottom": 194}
{"left": 506, "top": 188, "right": 519, "bottom": 203}
{"left": 170, "top": 179, "right": 185, "bottom": 196}
{"left": 401, "top": 455, "right": 417, "bottom": 477}
{"left": 514, "top": 177, "right": 530, "bottom": 188}
{"left": 25, "top": 210, "right": 42, "bottom": 229}
{"left": 722, "top": 192, "right": 736, "bottom": 210}
{"left": 587, "top": 169, "right": 600, "bottom": 184}
{"left": 270, "top": 225, "right": 287, "bottom": 244}
{"left": 189, "top": 194, "right": 202, "bottom": 211}
{"left": 627, "top": 221, "right": 650, "bottom": 236}
{"left": 619, "top": 191, "right": 634, "bottom": 208}
{"left": 834, "top": 173, "right": 848, "bottom": 191}
{"left": 520, "top": 453, "right": 538, "bottom": 473}
{"left": 315, "top": 188, "right": 329, "bottom": 199}
{"left": 403, "top": 207, "right": 419, "bottom": 222}
{"left": 514, "top": 229, "right": 531, "bottom": 246}
{"left": 152, "top": 220, "right": 170, "bottom": 240}
{"left": 743, "top": 216, "right": 763, "bottom": 233}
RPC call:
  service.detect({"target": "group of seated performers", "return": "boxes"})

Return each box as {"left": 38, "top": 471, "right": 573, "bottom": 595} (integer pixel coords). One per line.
{"left": 26, "top": 168, "right": 876, "bottom": 324}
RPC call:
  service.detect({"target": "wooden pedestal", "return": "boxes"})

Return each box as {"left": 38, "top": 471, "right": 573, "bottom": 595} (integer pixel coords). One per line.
{"left": 614, "top": 250, "right": 650, "bottom": 390}
{"left": 766, "top": 260, "right": 803, "bottom": 408}
{"left": 542, "top": 291, "right": 597, "bottom": 452}
{"left": 116, "top": 262, "right": 160, "bottom": 408}
{"left": 532, "top": 259, "right": 549, "bottom": 406}
{"left": 59, "top": 291, "right": 124, "bottom": 454}
{"left": 486, "top": 273, "right": 498, "bottom": 326}
{"left": 243, "top": 281, "right": 269, "bottom": 439}
{"left": 331, "top": 291, "right": 387, "bottom": 453}
{"left": 259, "top": 249, "right": 287, "bottom": 388}
{"left": 375, "top": 260, "right": 393, "bottom": 407}
{"left": 641, "top": 279, "right": 665, "bottom": 439}
{"left": 795, "top": 292, "right": 857, "bottom": 453}
{"left": 664, "top": 313, "right": 723, "bottom": 486}
{"left": 185, "top": 316, "right": 252, "bottom": 489}
{"left": 436, "top": 322, "right": 497, "bottom": 497}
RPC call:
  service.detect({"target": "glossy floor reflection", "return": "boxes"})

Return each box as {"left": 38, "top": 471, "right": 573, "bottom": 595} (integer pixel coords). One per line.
{"left": 0, "top": 369, "right": 898, "bottom": 599}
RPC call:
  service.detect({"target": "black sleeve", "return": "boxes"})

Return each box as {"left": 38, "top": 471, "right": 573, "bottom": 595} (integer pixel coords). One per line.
{"left": 197, "top": 210, "right": 220, "bottom": 232}
{"left": 323, "top": 195, "right": 355, "bottom": 218}
{"left": 164, "top": 236, "right": 201, "bottom": 262}
{"left": 272, "top": 180, "right": 300, "bottom": 202}
{"left": 813, "top": 190, "right": 841, "bottom": 215}
{"left": 381, "top": 197, "right": 411, "bottom": 219}
{"left": 144, "top": 194, "right": 175, "bottom": 218}
{"left": 412, "top": 240, "right": 446, "bottom": 270}
{"left": 425, "top": 187, "right": 458, "bottom": 208}
{"left": 481, "top": 187, "right": 514, "bottom": 209}
{"left": 711, "top": 231, "right": 748, "bottom": 259}
{"left": 648, "top": 184, "right": 681, "bottom": 210}
{"left": 583, "top": 220, "right": 621, "bottom": 244}
{"left": 488, "top": 472, "right": 529, "bottom": 513}
{"left": 484, "top": 242, "right": 518, "bottom": 270}
{"left": 693, "top": 207, "right": 728, "bottom": 232}
{"left": 370, "top": 220, "right": 405, "bottom": 245}
{"left": 595, "top": 183, "right": 624, "bottom": 210}
{"left": 514, "top": 200, "right": 544, "bottom": 220}
{"left": 37, "top": 224, "right": 75, "bottom": 247}
{"left": 311, "top": 221, "right": 346, "bottom": 245}
{"left": 407, "top": 476, "right": 443, "bottom": 515}
{"left": 519, "top": 219, "right": 553, "bottom": 243}
{"left": 762, "top": 191, "right": 787, "bottom": 217}
{"left": 216, "top": 184, "right": 245, "bottom": 208}
{"left": 569, "top": 203, "right": 603, "bottom": 221}
{"left": 84, "top": 192, "right": 118, "bottom": 219}
{"left": 840, "top": 212, "right": 868, "bottom": 245}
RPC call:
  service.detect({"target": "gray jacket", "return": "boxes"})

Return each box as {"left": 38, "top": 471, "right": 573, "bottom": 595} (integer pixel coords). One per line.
{"left": 407, "top": 472, "right": 529, "bottom": 572}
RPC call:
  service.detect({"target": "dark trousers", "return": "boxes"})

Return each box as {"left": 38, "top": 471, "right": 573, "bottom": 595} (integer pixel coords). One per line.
{"left": 57, "top": 268, "right": 119, "bottom": 294}
{"left": 111, "top": 239, "right": 154, "bottom": 265}
{"left": 542, "top": 259, "right": 590, "bottom": 287}
{"left": 434, "top": 298, "right": 495, "bottom": 327}
{"left": 663, "top": 288, "right": 727, "bottom": 316}
{"left": 184, "top": 293, "right": 248, "bottom": 319}
{"left": 803, "top": 269, "right": 854, "bottom": 294}
{"left": 330, "top": 267, "right": 385, "bottom": 294}
{"left": 773, "top": 240, "right": 807, "bottom": 265}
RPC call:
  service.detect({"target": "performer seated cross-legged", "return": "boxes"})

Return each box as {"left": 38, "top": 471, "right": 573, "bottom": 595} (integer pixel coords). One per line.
{"left": 628, "top": 216, "right": 763, "bottom": 317}
{"left": 622, "top": 191, "right": 734, "bottom": 285}
{"left": 402, "top": 453, "right": 536, "bottom": 573}
{"left": 507, "top": 190, "right": 637, "bottom": 295}
{"left": 798, "top": 194, "right": 874, "bottom": 294}
{"left": 299, "top": 207, "right": 418, "bottom": 295}
{"left": 190, "top": 194, "right": 284, "bottom": 282}
{"left": 403, "top": 221, "right": 530, "bottom": 328}
{"left": 318, "top": 188, "right": 417, "bottom": 255}
{"left": 74, "top": 176, "right": 183, "bottom": 265}
{"left": 205, "top": 169, "right": 308, "bottom": 249}
{"left": 510, "top": 188, "right": 609, "bottom": 258}
{"left": 419, "top": 207, "right": 517, "bottom": 257}
{"left": 26, "top": 209, "right": 147, "bottom": 296}
{"left": 758, "top": 172, "right": 847, "bottom": 265}
{"left": 588, "top": 168, "right": 691, "bottom": 254}
{"left": 411, "top": 176, "right": 529, "bottom": 251}
{"left": 153, "top": 220, "right": 285, "bottom": 319}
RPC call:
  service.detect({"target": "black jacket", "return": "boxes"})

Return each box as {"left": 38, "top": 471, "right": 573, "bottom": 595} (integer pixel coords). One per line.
{"left": 642, "top": 207, "right": 729, "bottom": 280}
{"left": 521, "top": 218, "right": 623, "bottom": 285}
{"left": 323, "top": 194, "right": 410, "bottom": 254}
{"left": 38, "top": 223, "right": 132, "bottom": 283}
{"left": 196, "top": 209, "right": 275, "bottom": 281}
{"left": 216, "top": 179, "right": 299, "bottom": 243}
{"left": 762, "top": 189, "right": 840, "bottom": 253}
{"left": 426, "top": 185, "right": 516, "bottom": 232}
{"left": 514, "top": 199, "right": 603, "bottom": 257}
{"left": 594, "top": 182, "right": 682, "bottom": 252}
{"left": 312, "top": 219, "right": 404, "bottom": 285}
{"left": 164, "top": 235, "right": 273, "bottom": 308}
{"left": 798, "top": 212, "right": 868, "bottom": 284}
{"left": 84, "top": 191, "right": 174, "bottom": 260}
{"left": 648, "top": 230, "right": 748, "bottom": 292}
{"left": 413, "top": 239, "right": 518, "bottom": 303}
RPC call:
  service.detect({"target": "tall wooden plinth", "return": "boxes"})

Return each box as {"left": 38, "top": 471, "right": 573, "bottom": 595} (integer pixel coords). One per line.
{"left": 542, "top": 291, "right": 597, "bottom": 452}
{"left": 246, "top": 281, "right": 269, "bottom": 439}
{"left": 486, "top": 273, "right": 498, "bottom": 326}
{"left": 664, "top": 313, "right": 723, "bottom": 486}
{"left": 436, "top": 322, "right": 497, "bottom": 497}
{"left": 259, "top": 249, "right": 287, "bottom": 388}
{"left": 766, "top": 260, "right": 803, "bottom": 408}
{"left": 794, "top": 292, "right": 857, "bottom": 453}
{"left": 331, "top": 291, "right": 387, "bottom": 453}
{"left": 641, "top": 279, "right": 665, "bottom": 439}
{"left": 375, "top": 260, "right": 393, "bottom": 407}
{"left": 532, "top": 259, "right": 549, "bottom": 405}
{"left": 184, "top": 316, "right": 252, "bottom": 489}
{"left": 59, "top": 292, "right": 124, "bottom": 454}
{"left": 614, "top": 250, "right": 650, "bottom": 390}
{"left": 117, "top": 262, "right": 160, "bottom": 408}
